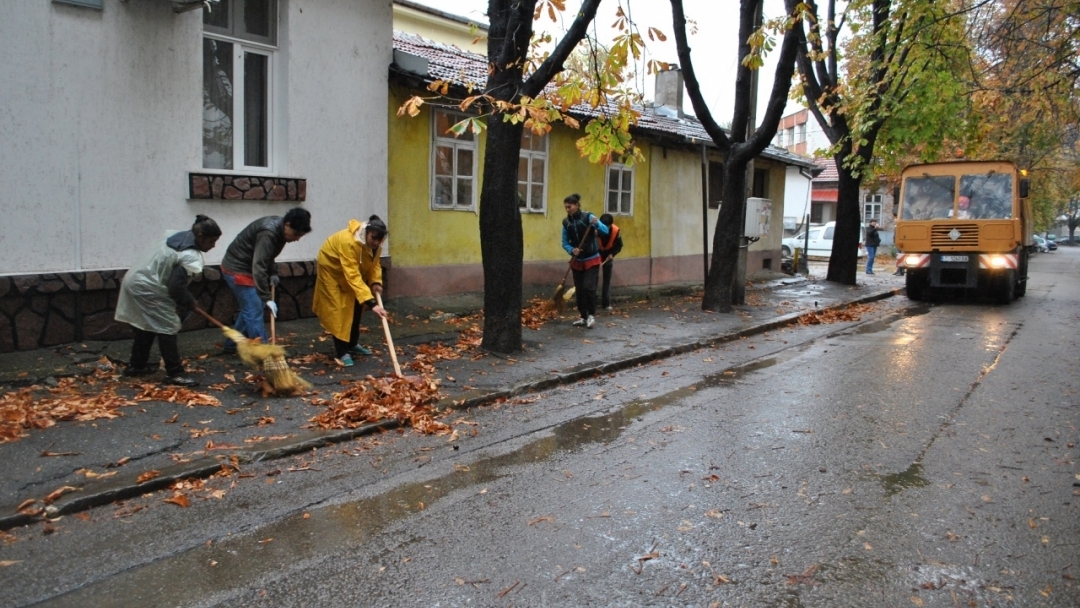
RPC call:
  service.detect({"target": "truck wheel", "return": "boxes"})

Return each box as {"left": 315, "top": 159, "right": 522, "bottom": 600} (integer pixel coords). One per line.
{"left": 905, "top": 270, "right": 925, "bottom": 301}
{"left": 996, "top": 269, "right": 1015, "bottom": 304}
{"left": 782, "top": 245, "right": 792, "bottom": 256}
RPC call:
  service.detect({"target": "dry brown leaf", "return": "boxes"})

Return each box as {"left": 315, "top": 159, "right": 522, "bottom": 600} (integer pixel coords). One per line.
{"left": 43, "top": 486, "right": 79, "bottom": 504}
{"left": 136, "top": 470, "right": 162, "bottom": 484}
{"left": 164, "top": 493, "right": 190, "bottom": 508}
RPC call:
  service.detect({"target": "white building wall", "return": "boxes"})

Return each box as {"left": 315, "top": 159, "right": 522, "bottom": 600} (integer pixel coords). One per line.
{"left": 0, "top": 0, "right": 390, "bottom": 275}
{"left": 781, "top": 165, "right": 814, "bottom": 232}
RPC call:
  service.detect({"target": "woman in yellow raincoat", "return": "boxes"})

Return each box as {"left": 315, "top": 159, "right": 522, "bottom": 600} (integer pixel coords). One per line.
{"left": 312, "top": 215, "right": 388, "bottom": 366}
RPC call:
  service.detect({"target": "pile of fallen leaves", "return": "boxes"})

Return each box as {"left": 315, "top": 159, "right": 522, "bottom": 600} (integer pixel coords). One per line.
{"left": 1, "top": 359, "right": 221, "bottom": 443}
{"left": 308, "top": 374, "right": 450, "bottom": 435}
{"left": 522, "top": 297, "right": 559, "bottom": 330}
{"left": 797, "top": 302, "right": 876, "bottom": 325}
{"left": 0, "top": 367, "right": 135, "bottom": 443}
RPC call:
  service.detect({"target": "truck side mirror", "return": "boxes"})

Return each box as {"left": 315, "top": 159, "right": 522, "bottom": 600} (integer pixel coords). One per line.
{"left": 1019, "top": 179, "right": 1029, "bottom": 198}
{"left": 892, "top": 186, "right": 900, "bottom": 216}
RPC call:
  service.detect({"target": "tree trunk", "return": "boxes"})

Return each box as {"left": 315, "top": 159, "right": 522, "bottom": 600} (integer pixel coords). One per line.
{"left": 826, "top": 146, "right": 863, "bottom": 285}
{"left": 702, "top": 152, "right": 747, "bottom": 312}
{"left": 479, "top": 118, "right": 526, "bottom": 353}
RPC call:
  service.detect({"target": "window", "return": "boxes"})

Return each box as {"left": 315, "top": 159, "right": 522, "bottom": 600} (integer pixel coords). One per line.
{"left": 787, "top": 127, "right": 795, "bottom": 147}
{"left": 810, "top": 202, "right": 824, "bottom": 223}
{"left": 606, "top": 164, "right": 634, "bottom": 215}
{"left": 776, "top": 130, "right": 785, "bottom": 147}
{"left": 708, "top": 161, "right": 724, "bottom": 209}
{"left": 752, "top": 168, "right": 769, "bottom": 199}
{"left": 202, "top": 0, "right": 277, "bottom": 171}
{"left": 863, "top": 194, "right": 882, "bottom": 224}
{"left": 518, "top": 131, "right": 547, "bottom": 213}
{"left": 797, "top": 123, "right": 806, "bottom": 144}
{"left": 432, "top": 109, "right": 477, "bottom": 210}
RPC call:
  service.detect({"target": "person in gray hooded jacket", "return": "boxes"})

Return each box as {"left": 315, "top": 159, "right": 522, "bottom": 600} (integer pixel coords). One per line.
{"left": 115, "top": 215, "right": 221, "bottom": 386}
{"left": 219, "top": 208, "right": 311, "bottom": 352}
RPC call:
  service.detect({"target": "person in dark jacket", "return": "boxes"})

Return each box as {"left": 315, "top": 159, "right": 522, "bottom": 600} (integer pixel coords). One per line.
{"left": 114, "top": 215, "right": 222, "bottom": 386}
{"left": 597, "top": 213, "right": 624, "bottom": 310}
{"left": 220, "top": 208, "right": 311, "bottom": 352}
{"left": 562, "top": 194, "right": 609, "bottom": 329}
{"left": 863, "top": 219, "right": 881, "bottom": 274}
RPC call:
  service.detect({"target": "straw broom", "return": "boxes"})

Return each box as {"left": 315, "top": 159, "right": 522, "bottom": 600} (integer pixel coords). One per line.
{"left": 550, "top": 224, "right": 594, "bottom": 313}
{"left": 194, "top": 306, "right": 310, "bottom": 396}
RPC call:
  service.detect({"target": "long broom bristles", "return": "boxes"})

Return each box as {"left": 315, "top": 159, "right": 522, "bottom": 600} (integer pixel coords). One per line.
{"left": 222, "top": 327, "right": 310, "bottom": 395}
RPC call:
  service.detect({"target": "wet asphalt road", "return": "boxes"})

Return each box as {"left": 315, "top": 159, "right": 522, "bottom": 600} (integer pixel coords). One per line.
{"left": 6, "top": 250, "right": 1080, "bottom": 607}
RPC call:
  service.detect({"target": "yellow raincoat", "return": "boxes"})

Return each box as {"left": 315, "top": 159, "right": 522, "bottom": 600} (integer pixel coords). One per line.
{"left": 312, "top": 219, "right": 383, "bottom": 342}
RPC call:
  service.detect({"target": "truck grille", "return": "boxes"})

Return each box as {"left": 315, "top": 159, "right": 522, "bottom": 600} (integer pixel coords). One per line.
{"left": 930, "top": 224, "right": 979, "bottom": 248}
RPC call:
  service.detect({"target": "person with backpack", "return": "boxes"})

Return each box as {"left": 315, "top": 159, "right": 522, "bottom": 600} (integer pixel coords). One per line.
{"left": 598, "top": 213, "right": 624, "bottom": 310}
{"left": 863, "top": 219, "right": 881, "bottom": 274}
{"left": 561, "top": 194, "right": 609, "bottom": 328}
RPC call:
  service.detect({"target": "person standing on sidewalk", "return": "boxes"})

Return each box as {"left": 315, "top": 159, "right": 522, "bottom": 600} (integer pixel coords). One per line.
{"left": 220, "top": 208, "right": 312, "bottom": 353}
{"left": 312, "top": 216, "right": 389, "bottom": 366}
{"left": 562, "top": 194, "right": 609, "bottom": 328}
{"left": 863, "top": 219, "right": 881, "bottom": 274}
{"left": 597, "top": 213, "right": 623, "bottom": 311}
{"left": 114, "top": 215, "right": 222, "bottom": 386}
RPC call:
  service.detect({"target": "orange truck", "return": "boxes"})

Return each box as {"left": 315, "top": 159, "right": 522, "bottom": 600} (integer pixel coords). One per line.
{"left": 893, "top": 160, "right": 1032, "bottom": 303}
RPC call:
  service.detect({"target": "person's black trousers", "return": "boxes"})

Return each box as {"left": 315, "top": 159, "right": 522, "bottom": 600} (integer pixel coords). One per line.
{"left": 130, "top": 328, "right": 184, "bottom": 376}
{"left": 332, "top": 300, "right": 364, "bottom": 358}
{"left": 600, "top": 260, "right": 614, "bottom": 308}
{"left": 572, "top": 265, "right": 599, "bottom": 318}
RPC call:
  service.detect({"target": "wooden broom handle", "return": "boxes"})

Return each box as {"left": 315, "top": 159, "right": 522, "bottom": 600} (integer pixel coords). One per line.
{"left": 193, "top": 306, "right": 226, "bottom": 329}
{"left": 374, "top": 292, "right": 403, "bottom": 378}
{"left": 270, "top": 285, "right": 277, "bottom": 344}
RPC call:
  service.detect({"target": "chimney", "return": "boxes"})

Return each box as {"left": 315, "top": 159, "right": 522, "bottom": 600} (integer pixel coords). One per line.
{"left": 653, "top": 66, "right": 684, "bottom": 118}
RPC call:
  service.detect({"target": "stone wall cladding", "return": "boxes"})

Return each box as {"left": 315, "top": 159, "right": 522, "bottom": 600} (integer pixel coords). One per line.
{"left": 188, "top": 174, "right": 306, "bottom": 202}
{"left": 0, "top": 263, "right": 318, "bottom": 353}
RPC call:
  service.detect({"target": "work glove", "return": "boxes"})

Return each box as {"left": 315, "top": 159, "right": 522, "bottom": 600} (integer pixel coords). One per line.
{"left": 270, "top": 275, "right": 280, "bottom": 287}
{"left": 266, "top": 301, "right": 278, "bottom": 318}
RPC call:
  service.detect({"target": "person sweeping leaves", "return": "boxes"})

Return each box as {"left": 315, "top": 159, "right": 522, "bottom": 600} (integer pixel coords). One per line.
{"left": 312, "top": 215, "right": 389, "bottom": 366}
{"left": 114, "top": 215, "right": 222, "bottom": 386}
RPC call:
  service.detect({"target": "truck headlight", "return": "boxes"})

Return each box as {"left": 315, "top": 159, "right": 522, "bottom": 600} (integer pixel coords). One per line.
{"left": 989, "top": 255, "right": 1008, "bottom": 268}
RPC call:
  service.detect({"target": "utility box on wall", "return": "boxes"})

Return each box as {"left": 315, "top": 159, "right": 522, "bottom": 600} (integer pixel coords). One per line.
{"left": 745, "top": 197, "right": 772, "bottom": 238}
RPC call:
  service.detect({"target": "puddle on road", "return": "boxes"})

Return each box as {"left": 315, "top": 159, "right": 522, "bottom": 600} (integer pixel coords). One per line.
{"left": 880, "top": 462, "right": 931, "bottom": 496}
{"left": 43, "top": 350, "right": 800, "bottom": 607}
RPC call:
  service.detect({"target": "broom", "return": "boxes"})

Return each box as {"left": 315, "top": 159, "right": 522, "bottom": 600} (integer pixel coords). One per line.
{"left": 193, "top": 306, "right": 310, "bottom": 396}
{"left": 551, "top": 224, "right": 594, "bottom": 313}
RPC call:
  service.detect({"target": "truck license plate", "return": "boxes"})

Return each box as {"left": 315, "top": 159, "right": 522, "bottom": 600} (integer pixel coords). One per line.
{"left": 940, "top": 255, "right": 968, "bottom": 262}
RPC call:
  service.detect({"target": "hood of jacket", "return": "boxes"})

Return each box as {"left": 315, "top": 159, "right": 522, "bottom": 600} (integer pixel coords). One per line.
{"left": 166, "top": 230, "right": 198, "bottom": 252}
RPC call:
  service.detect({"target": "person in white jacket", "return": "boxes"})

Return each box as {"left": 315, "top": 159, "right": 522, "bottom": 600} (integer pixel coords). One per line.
{"left": 114, "top": 215, "right": 221, "bottom": 386}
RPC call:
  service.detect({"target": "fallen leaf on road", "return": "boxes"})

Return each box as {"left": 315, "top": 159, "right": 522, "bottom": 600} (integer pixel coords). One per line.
{"left": 137, "top": 470, "right": 162, "bottom": 484}
{"left": 43, "top": 486, "right": 79, "bottom": 504}
{"left": 0, "top": 561, "right": 21, "bottom": 567}
{"left": 163, "top": 414, "right": 179, "bottom": 424}
{"left": 164, "top": 493, "right": 190, "bottom": 508}
{"left": 40, "top": 450, "right": 79, "bottom": 457}
{"left": 528, "top": 516, "right": 555, "bottom": 526}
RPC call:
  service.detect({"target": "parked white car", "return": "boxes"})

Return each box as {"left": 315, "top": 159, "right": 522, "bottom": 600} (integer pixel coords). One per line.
{"left": 782, "top": 222, "right": 866, "bottom": 259}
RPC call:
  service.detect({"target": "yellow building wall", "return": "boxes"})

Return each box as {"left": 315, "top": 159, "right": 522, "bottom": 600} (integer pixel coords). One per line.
{"left": 387, "top": 85, "right": 486, "bottom": 268}
{"left": 650, "top": 145, "right": 713, "bottom": 258}
{"left": 389, "top": 86, "right": 651, "bottom": 270}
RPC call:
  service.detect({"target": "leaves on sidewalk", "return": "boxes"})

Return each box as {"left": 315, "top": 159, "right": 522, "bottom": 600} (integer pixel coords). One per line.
{"left": 134, "top": 385, "right": 220, "bottom": 407}
{"left": 797, "top": 303, "right": 876, "bottom": 325}
{"left": 309, "top": 374, "right": 450, "bottom": 435}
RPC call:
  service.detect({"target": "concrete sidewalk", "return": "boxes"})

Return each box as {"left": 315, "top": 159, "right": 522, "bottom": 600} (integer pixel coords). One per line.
{"left": 0, "top": 269, "right": 904, "bottom": 529}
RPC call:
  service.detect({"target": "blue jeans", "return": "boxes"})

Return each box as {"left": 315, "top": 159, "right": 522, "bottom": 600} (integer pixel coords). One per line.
{"left": 865, "top": 246, "right": 877, "bottom": 273}
{"left": 223, "top": 273, "right": 268, "bottom": 349}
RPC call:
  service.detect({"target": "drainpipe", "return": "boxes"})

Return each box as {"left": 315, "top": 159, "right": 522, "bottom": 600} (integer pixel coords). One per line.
{"left": 700, "top": 143, "right": 709, "bottom": 283}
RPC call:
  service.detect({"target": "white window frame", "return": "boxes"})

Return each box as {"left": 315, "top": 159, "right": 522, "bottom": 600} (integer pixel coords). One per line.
{"left": 797, "top": 122, "right": 807, "bottom": 143}
{"left": 430, "top": 109, "right": 478, "bottom": 211}
{"left": 518, "top": 131, "right": 548, "bottom": 213}
{"left": 605, "top": 163, "right": 634, "bottom": 216}
{"left": 863, "top": 194, "right": 882, "bottom": 223}
{"left": 202, "top": 1, "right": 278, "bottom": 174}
{"left": 776, "top": 129, "right": 785, "bottom": 147}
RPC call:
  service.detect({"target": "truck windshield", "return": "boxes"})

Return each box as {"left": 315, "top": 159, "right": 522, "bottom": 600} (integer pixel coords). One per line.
{"left": 901, "top": 175, "right": 955, "bottom": 220}
{"left": 959, "top": 173, "right": 1013, "bottom": 219}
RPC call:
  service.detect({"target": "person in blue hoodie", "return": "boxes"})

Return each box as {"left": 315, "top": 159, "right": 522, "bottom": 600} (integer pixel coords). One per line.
{"left": 114, "top": 215, "right": 222, "bottom": 386}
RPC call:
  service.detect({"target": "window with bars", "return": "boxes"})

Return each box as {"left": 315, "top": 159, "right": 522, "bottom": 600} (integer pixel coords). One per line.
{"left": 431, "top": 110, "right": 477, "bottom": 210}
{"left": 606, "top": 164, "right": 634, "bottom": 215}
{"left": 517, "top": 130, "right": 547, "bottom": 213}
{"left": 202, "top": 0, "right": 277, "bottom": 171}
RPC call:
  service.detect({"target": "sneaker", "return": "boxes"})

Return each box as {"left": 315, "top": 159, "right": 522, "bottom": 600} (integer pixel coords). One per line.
{"left": 605, "top": 306, "right": 613, "bottom": 311}
{"left": 164, "top": 375, "right": 198, "bottom": 387}
{"left": 586, "top": 315, "right": 595, "bottom": 329}
{"left": 572, "top": 318, "right": 586, "bottom": 327}
{"left": 866, "top": 270, "right": 875, "bottom": 274}
{"left": 892, "top": 270, "right": 904, "bottom": 276}
{"left": 348, "top": 344, "right": 372, "bottom": 356}
{"left": 337, "top": 354, "right": 355, "bottom": 367}
{"left": 123, "top": 365, "right": 156, "bottom": 377}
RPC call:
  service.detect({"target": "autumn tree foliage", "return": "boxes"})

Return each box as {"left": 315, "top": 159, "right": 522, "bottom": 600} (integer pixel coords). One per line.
{"left": 794, "top": 0, "right": 967, "bottom": 285}
{"left": 669, "top": 0, "right": 802, "bottom": 312}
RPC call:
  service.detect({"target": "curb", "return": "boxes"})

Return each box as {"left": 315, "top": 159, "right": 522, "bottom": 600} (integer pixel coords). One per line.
{"left": 1, "top": 285, "right": 897, "bottom": 530}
